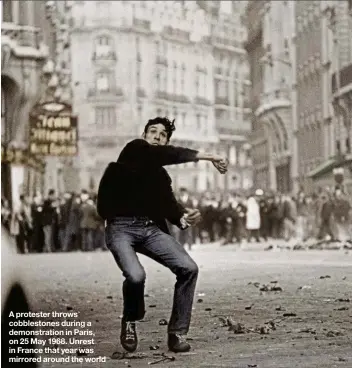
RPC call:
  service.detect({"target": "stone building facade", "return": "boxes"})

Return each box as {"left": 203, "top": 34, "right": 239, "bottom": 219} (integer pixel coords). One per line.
{"left": 294, "top": 1, "right": 333, "bottom": 190}
{"left": 329, "top": 1, "right": 352, "bottom": 192}
{"left": 1, "top": 1, "right": 51, "bottom": 207}
{"left": 70, "top": 1, "right": 252, "bottom": 193}
{"left": 245, "top": 0, "right": 267, "bottom": 190}
{"left": 245, "top": 0, "right": 351, "bottom": 193}
{"left": 206, "top": 1, "right": 253, "bottom": 192}
{"left": 1, "top": 0, "right": 73, "bottom": 204}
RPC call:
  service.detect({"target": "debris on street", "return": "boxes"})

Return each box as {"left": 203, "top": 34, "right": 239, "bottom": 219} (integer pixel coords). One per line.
{"left": 158, "top": 319, "right": 168, "bottom": 326}
{"left": 148, "top": 353, "right": 176, "bottom": 365}
{"left": 111, "top": 351, "right": 148, "bottom": 360}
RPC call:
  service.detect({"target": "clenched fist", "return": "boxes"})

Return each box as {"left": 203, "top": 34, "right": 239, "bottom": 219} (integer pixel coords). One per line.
{"left": 212, "top": 156, "right": 228, "bottom": 174}
{"left": 184, "top": 208, "right": 202, "bottom": 226}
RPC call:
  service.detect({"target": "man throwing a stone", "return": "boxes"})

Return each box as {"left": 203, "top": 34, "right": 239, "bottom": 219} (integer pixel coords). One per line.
{"left": 97, "top": 117, "right": 228, "bottom": 353}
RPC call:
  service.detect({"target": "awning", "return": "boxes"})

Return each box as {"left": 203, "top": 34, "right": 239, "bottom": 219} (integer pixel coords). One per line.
{"left": 307, "top": 156, "right": 352, "bottom": 179}
{"left": 307, "top": 158, "right": 337, "bottom": 179}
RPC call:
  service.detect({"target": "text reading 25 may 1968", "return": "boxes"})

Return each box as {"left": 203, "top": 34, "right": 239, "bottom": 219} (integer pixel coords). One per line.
{"left": 7, "top": 311, "right": 107, "bottom": 364}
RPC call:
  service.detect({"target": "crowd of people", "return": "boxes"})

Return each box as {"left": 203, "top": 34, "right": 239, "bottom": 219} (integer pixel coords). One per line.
{"left": 2, "top": 185, "right": 351, "bottom": 254}
{"left": 171, "top": 186, "right": 352, "bottom": 249}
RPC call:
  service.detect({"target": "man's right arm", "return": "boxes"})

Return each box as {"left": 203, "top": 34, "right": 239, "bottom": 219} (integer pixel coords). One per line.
{"left": 124, "top": 139, "right": 198, "bottom": 166}
{"left": 123, "top": 139, "right": 227, "bottom": 170}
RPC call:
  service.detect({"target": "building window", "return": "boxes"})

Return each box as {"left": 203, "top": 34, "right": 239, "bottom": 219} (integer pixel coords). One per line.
{"left": 173, "top": 62, "right": 177, "bottom": 94}
{"left": 136, "top": 38, "right": 142, "bottom": 88}
{"left": 155, "top": 40, "right": 161, "bottom": 56}
{"left": 182, "top": 112, "right": 186, "bottom": 127}
{"left": 196, "top": 114, "right": 201, "bottom": 130}
{"left": 196, "top": 73, "right": 200, "bottom": 97}
{"left": 137, "top": 60, "right": 142, "bottom": 87}
{"left": 233, "top": 81, "right": 238, "bottom": 107}
{"left": 203, "top": 71, "right": 207, "bottom": 98}
{"left": 162, "top": 65, "right": 167, "bottom": 92}
{"left": 229, "top": 146, "right": 237, "bottom": 165}
{"left": 137, "top": 105, "right": 142, "bottom": 120}
{"left": 94, "top": 35, "right": 115, "bottom": 60}
{"left": 95, "top": 107, "right": 116, "bottom": 126}
{"left": 156, "top": 67, "right": 161, "bottom": 91}
{"left": 216, "top": 79, "right": 228, "bottom": 99}
{"left": 95, "top": 70, "right": 114, "bottom": 92}
{"left": 1, "top": 89, "right": 6, "bottom": 141}
{"left": 2, "top": 0, "right": 13, "bottom": 22}
{"left": 181, "top": 63, "right": 186, "bottom": 93}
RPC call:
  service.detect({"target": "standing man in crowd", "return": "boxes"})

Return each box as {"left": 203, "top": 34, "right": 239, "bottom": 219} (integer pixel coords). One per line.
{"left": 97, "top": 117, "right": 228, "bottom": 354}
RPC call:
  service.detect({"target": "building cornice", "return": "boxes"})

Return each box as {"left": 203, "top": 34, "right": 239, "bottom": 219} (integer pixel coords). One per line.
{"left": 255, "top": 100, "right": 291, "bottom": 117}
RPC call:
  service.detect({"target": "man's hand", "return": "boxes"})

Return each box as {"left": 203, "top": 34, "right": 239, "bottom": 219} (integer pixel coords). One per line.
{"left": 184, "top": 208, "right": 202, "bottom": 226}
{"left": 212, "top": 155, "right": 228, "bottom": 174}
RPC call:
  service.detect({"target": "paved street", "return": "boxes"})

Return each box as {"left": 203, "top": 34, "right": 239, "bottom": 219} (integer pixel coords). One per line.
{"left": 21, "top": 246, "right": 352, "bottom": 368}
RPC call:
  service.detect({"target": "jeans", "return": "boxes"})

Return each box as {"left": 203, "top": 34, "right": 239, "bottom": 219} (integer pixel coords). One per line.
{"left": 105, "top": 216, "right": 199, "bottom": 335}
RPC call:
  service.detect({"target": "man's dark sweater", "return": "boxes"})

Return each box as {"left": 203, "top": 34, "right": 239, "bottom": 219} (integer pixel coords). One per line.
{"left": 97, "top": 139, "right": 199, "bottom": 233}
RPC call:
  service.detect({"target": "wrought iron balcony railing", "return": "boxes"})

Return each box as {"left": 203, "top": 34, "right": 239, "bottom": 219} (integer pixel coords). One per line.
{"left": 1, "top": 22, "right": 41, "bottom": 49}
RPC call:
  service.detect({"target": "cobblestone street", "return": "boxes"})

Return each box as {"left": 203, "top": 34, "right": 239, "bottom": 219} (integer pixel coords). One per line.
{"left": 22, "top": 245, "right": 352, "bottom": 368}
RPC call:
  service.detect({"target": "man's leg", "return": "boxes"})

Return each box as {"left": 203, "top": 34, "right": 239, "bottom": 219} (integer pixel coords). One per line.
{"left": 139, "top": 225, "right": 198, "bottom": 352}
{"left": 105, "top": 221, "right": 145, "bottom": 352}
{"left": 43, "top": 225, "right": 52, "bottom": 253}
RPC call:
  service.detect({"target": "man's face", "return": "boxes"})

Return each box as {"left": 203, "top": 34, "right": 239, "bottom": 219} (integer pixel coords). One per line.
{"left": 143, "top": 124, "right": 168, "bottom": 146}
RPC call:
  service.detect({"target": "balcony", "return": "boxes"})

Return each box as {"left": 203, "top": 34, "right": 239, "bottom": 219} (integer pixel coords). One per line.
{"left": 87, "top": 87, "right": 124, "bottom": 100}
{"left": 133, "top": 18, "right": 151, "bottom": 32}
{"left": 212, "top": 36, "right": 243, "bottom": 50}
{"left": 163, "top": 26, "right": 190, "bottom": 42}
{"left": 332, "top": 63, "right": 352, "bottom": 95}
{"left": 255, "top": 89, "right": 291, "bottom": 117}
{"left": 194, "top": 97, "right": 212, "bottom": 106}
{"left": 216, "top": 119, "right": 252, "bottom": 136}
{"left": 215, "top": 97, "right": 230, "bottom": 106}
{"left": 1, "top": 22, "right": 47, "bottom": 60}
{"left": 92, "top": 51, "right": 117, "bottom": 62}
{"left": 2, "top": 22, "right": 41, "bottom": 48}
{"left": 261, "top": 89, "right": 290, "bottom": 104}
{"left": 155, "top": 91, "right": 190, "bottom": 103}
{"left": 196, "top": 66, "right": 207, "bottom": 74}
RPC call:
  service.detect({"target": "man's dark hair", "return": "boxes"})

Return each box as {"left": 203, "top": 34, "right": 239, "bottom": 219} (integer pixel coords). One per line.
{"left": 48, "top": 189, "right": 55, "bottom": 196}
{"left": 144, "top": 117, "right": 176, "bottom": 140}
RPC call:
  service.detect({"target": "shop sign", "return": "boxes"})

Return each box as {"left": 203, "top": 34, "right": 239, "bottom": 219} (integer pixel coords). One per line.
{"left": 29, "top": 102, "right": 78, "bottom": 157}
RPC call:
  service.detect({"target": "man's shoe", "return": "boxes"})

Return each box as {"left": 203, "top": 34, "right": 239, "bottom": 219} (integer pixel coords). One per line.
{"left": 168, "top": 334, "right": 191, "bottom": 353}
{"left": 120, "top": 319, "right": 138, "bottom": 352}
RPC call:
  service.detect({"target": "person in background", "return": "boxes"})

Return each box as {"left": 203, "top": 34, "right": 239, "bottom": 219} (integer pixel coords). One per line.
{"left": 246, "top": 194, "right": 261, "bottom": 242}
{"left": 257, "top": 189, "right": 269, "bottom": 242}
{"left": 31, "top": 192, "right": 44, "bottom": 253}
{"left": 282, "top": 195, "right": 297, "bottom": 242}
{"left": 296, "top": 191, "right": 309, "bottom": 242}
{"left": 80, "top": 193, "right": 102, "bottom": 251}
{"left": 42, "top": 189, "right": 59, "bottom": 253}
{"left": 59, "top": 192, "right": 73, "bottom": 251}
{"left": 177, "top": 187, "right": 195, "bottom": 250}
{"left": 317, "top": 193, "right": 336, "bottom": 241}
{"left": 1, "top": 197, "right": 11, "bottom": 231}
